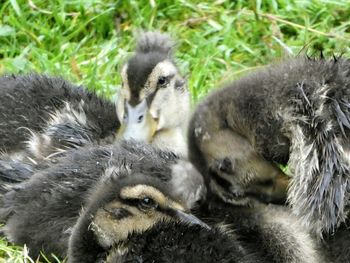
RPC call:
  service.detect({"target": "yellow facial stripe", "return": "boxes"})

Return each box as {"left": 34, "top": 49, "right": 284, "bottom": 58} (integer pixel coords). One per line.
{"left": 116, "top": 124, "right": 126, "bottom": 138}
{"left": 146, "top": 113, "right": 158, "bottom": 140}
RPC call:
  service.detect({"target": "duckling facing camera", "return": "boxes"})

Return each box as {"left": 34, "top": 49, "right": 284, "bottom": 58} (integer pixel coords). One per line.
{"left": 189, "top": 56, "right": 350, "bottom": 235}
{"left": 0, "top": 140, "right": 205, "bottom": 259}
{"left": 116, "top": 31, "right": 190, "bottom": 157}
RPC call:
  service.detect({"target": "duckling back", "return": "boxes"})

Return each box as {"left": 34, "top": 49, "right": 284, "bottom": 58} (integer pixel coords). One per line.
{"left": 189, "top": 56, "right": 350, "bottom": 235}
{"left": 103, "top": 221, "right": 265, "bottom": 263}
{"left": 0, "top": 74, "right": 119, "bottom": 156}
{"left": 197, "top": 200, "right": 325, "bottom": 263}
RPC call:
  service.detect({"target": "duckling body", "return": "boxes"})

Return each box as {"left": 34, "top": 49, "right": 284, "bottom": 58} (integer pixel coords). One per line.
{"left": 87, "top": 222, "right": 265, "bottom": 263}
{"left": 0, "top": 74, "right": 119, "bottom": 156}
{"left": 68, "top": 160, "right": 265, "bottom": 263}
{"left": 196, "top": 199, "right": 324, "bottom": 263}
{"left": 0, "top": 140, "right": 205, "bottom": 259}
{"left": 189, "top": 57, "right": 350, "bottom": 235}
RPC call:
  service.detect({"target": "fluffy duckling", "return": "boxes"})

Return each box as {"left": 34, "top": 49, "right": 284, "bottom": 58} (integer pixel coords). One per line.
{"left": 0, "top": 74, "right": 119, "bottom": 156}
{"left": 0, "top": 32, "right": 189, "bottom": 165}
{"left": 71, "top": 194, "right": 323, "bottom": 263}
{"left": 116, "top": 32, "right": 190, "bottom": 157}
{"left": 68, "top": 169, "right": 266, "bottom": 263}
{"left": 0, "top": 140, "right": 205, "bottom": 259}
{"left": 188, "top": 56, "right": 350, "bottom": 235}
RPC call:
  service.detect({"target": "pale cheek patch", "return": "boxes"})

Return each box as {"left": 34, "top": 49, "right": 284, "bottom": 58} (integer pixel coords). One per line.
{"left": 147, "top": 60, "right": 178, "bottom": 89}
{"left": 91, "top": 205, "right": 171, "bottom": 248}
{"left": 117, "top": 64, "right": 131, "bottom": 121}
{"left": 138, "top": 60, "right": 178, "bottom": 102}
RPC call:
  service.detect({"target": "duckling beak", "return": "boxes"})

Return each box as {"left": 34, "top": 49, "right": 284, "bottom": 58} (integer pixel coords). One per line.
{"left": 117, "top": 99, "right": 158, "bottom": 142}
{"left": 175, "top": 210, "right": 211, "bottom": 230}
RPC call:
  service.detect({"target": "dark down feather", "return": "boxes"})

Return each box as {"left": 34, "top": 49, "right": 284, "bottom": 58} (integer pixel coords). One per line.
{"left": 0, "top": 74, "right": 119, "bottom": 154}
{"left": 323, "top": 221, "right": 350, "bottom": 263}
{"left": 195, "top": 200, "right": 323, "bottom": 263}
{"left": 103, "top": 221, "right": 264, "bottom": 263}
{"left": 136, "top": 31, "right": 174, "bottom": 55}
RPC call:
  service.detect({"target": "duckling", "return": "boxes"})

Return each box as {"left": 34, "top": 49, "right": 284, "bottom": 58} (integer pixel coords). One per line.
{"left": 0, "top": 32, "right": 189, "bottom": 166}
{"left": 0, "top": 140, "right": 205, "bottom": 259}
{"left": 68, "top": 167, "right": 266, "bottom": 263}
{"left": 188, "top": 56, "right": 350, "bottom": 235}
{"left": 116, "top": 32, "right": 190, "bottom": 157}
{"left": 69, "top": 187, "right": 323, "bottom": 263}
{"left": 0, "top": 74, "right": 119, "bottom": 158}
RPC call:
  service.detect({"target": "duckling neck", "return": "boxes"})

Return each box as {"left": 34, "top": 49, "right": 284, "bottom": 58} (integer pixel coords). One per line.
{"left": 152, "top": 127, "right": 188, "bottom": 158}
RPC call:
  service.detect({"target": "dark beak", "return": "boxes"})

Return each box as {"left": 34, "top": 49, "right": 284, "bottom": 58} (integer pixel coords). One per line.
{"left": 175, "top": 210, "right": 211, "bottom": 230}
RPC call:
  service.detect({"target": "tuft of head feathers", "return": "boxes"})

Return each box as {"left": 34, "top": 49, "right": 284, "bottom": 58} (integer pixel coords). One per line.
{"left": 135, "top": 31, "right": 174, "bottom": 55}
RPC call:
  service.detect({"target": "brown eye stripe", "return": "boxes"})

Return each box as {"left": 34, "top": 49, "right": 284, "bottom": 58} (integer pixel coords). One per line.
{"left": 120, "top": 185, "right": 185, "bottom": 211}
{"left": 103, "top": 207, "right": 133, "bottom": 220}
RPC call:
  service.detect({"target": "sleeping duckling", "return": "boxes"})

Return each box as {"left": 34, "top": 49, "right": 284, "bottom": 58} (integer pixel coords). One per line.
{"left": 0, "top": 74, "right": 119, "bottom": 158}
{"left": 116, "top": 31, "right": 190, "bottom": 157}
{"left": 68, "top": 166, "right": 265, "bottom": 263}
{"left": 0, "top": 140, "right": 205, "bottom": 259}
{"left": 70, "top": 187, "right": 323, "bottom": 263}
{"left": 188, "top": 56, "right": 350, "bottom": 235}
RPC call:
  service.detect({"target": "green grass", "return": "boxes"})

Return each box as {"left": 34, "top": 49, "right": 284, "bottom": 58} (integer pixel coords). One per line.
{"left": 0, "top": 0, "right": 350, "bottom": 261}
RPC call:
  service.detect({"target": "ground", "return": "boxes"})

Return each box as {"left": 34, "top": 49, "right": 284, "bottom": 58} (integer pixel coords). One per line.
{"left": 0, "top": 0, "right": 349, "bottom": 262}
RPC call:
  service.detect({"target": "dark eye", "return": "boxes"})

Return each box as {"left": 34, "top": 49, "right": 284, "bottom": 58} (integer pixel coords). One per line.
{"left": 157, "top": 76, "right": 168, "bottom": 86}
{"left": 137, "top": 114, "right": 144, "bottom": 123}
{"left": 138, "top": 197, "right": 158, "bottom": 211}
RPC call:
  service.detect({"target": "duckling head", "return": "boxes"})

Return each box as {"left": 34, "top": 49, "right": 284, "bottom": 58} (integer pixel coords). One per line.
{"left": 68, "top": 156, "right": 207, "bottom": 262}
{"left": 116, "top": 32, "right": 190, "bottom": 156}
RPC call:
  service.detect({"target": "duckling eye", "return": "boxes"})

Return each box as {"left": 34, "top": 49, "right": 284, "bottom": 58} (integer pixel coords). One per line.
{"left": 138, "top": 197, "right": 158, "bottom": 211}
{"left": 157, "top": 76, "right": 168, "bottom": 87}
{"left": 137, "top": 114, "right": 144, "bottom": 123}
